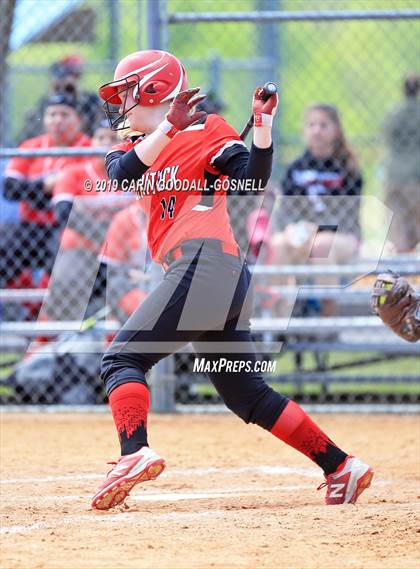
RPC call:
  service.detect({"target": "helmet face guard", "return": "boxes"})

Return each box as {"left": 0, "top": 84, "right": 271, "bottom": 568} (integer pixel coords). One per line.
{"left": 100, "top": 75, "right": 142, "bottom": 131}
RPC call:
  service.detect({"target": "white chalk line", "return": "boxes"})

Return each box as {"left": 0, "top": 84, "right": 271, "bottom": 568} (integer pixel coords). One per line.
{"left": 1, "top": 480, "right": 391, "bottom": 505}
{"left": 1, "top": 484, "right": 316, "bottom": 504}
{"left": 0, "top": 465, "right": 321, "bottom": 485}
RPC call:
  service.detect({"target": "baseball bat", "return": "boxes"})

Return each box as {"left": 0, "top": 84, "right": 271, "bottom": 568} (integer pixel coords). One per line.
{"left": 79, "top": 305, "right": 111, "bottom": 332}
{"left": 239, "top": 81, "right": 278, "bottom": 141}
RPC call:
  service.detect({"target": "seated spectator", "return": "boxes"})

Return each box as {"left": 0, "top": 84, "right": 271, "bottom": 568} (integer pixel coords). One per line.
{"left": 19, "top": 55, "right": 103, "bottom": 140}
{"left": 43, "top": 120, "right": 132, "bottom": 321}
{"left": 271, "top": 104, "right": 363, "bottom": 315}
{"left": 101, "top": 203, "right": 149, "bottom": 323}
{"left": 272, "top": 104, "right": 362, "bottom": 269}
{"left": 383, "top": 73, "right": 420, "bottom": 253}
{"left": 1, "top": 94, "right": 91, "bottom": 290}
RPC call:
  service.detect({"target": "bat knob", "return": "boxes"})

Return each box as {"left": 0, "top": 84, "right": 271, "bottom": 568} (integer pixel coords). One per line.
{"left": 262, "top": 82, "right": 278, "bottom": 100}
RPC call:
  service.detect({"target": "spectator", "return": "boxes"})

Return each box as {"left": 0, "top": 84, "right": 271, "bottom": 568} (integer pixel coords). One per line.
{"left": 20, "top": 55, "right": 103, "bottom": 140}
{"left": 270, "top": 104, "right": 363, "bottom": 316}
{"left": 44, "top": 120, "right": 131, "bottom": 321}
{"left": 383, "top": 73, "right": 420, "bottom": 252}
{"left": 101, "top": 203, "right": 149, "bottom": 323}
{"left": 1, "top": 94, "right": 91, "bottom": 289}
{"left": 272, "top": 103, "right": 362, "bottom": 268}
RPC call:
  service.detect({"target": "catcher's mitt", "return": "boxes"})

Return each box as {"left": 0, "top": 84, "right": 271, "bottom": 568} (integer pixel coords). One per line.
{"left": 371, "top": 271, "right": 420, "bottom": 343}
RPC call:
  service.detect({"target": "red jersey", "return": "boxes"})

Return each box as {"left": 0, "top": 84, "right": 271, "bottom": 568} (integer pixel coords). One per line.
{"left": 109, "top": 114, "right": 244, "bottom": 263}
{"left": 5, "top": 132, "right": 91, "bottom": 225}
{"left": 52, "top": 159, "right": 132, "bottom": 252}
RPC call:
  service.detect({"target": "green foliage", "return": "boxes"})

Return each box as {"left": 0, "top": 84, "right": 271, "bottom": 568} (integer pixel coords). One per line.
{"left": 274, "top": 350, "right": 419, "bottom": 376}
{"left": 196, "top": 380, "right": 419, "bottom": 398}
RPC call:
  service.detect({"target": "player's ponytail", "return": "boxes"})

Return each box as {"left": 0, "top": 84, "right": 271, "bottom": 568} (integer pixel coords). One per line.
{"left": 117, "top": 122, "right": 142, "bottom": 141}
{"left": 306, "top": 104, "right": 359, "bottom": 174}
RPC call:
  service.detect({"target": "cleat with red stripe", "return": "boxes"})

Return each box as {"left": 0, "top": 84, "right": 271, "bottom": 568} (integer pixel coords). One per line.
{"left": 318, "top": 456, "right": 374, "bottom": 505}
{"left": 91, "top": 447, "right": 165, "bottom": 510}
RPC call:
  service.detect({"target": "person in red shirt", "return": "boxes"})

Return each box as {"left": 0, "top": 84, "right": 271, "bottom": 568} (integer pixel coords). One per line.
{"left": 43, "top": 121, "right": 130, "bottom": 321}
{"left": 1, "top": 93, "right": 91, "bottom": 288}
{"left": 91, "top": 50, "right": 373, "bottom": 510}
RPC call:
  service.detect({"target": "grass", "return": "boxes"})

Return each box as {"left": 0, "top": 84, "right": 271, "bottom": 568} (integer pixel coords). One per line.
{"left": 272, "top": 351, "right": 419, "bottom": 377}
{"left": 193, "top": 381, "right": 420, "bottom": 398}
{"left": 0, "top": 386, "right": 14, "bottom": 398}
{"left": 0, "top": 353, "right": 21, "bottom": 379}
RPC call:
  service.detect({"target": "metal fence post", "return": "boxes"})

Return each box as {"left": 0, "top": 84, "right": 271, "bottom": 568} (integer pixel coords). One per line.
{"left": 135, "top": 0, "right": 142, "bottom": 51}
{"left": 0, "top": 0, "right": 15, "bottom": 148}
{"left": 256, "top": 0, "right": 280, "bottom": 180}
{"left": 108, "top": 0, "right": 120, "bottom": 65}
{"left": 149, "top": 351, "right": 176, "bottom": 413}
{"left": 209, "top": 54, "right": 222, "bottom": 97}
{"left": 147, "top": 0, "right": 162, "bottom": 49}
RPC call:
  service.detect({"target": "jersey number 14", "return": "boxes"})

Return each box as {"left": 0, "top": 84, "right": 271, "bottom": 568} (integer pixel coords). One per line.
{"left": 160, "top": 196, "right": 176, "bottom": 220}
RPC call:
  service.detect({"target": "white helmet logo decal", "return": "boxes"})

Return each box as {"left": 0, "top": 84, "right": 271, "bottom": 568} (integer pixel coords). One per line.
{"left": 161, "top": 59, "right": 184, "bottom": 102}
{"left": 133, "top": 64, "right": 168, "bottom": 100}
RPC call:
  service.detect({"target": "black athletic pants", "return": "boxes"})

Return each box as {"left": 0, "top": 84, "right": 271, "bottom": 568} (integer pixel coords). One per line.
{"left": 101, "top": 239, "right": 288, "bottom": 430}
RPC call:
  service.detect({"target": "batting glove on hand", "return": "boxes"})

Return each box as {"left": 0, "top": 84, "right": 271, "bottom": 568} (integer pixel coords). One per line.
{"left": 158, "top": 88, "right": 207, "bottom": 139}
{"left": 253, "top": 87, "right": 279, "bottom": 128}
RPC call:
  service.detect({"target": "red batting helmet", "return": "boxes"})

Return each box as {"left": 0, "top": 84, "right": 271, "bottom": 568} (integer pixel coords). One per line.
{"left": 98, "top": 50, "right": 188, "bottom": 130}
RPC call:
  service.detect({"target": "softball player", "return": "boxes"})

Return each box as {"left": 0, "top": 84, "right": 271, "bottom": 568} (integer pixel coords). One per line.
{"left": 92, "top": 50, "right": 373, "bottom": 510}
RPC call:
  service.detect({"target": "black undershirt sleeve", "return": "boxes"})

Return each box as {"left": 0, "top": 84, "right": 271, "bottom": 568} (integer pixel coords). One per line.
{"left": 213, "top": 143, "right": 273, "bottom": 192}
{"left": 106, "top": 149, "right": 149, "bottom": 184}
{"left": 4, "top": 177, "right": 51, "bottom": 210}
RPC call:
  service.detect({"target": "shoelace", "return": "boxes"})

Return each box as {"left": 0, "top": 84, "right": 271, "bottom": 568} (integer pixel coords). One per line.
{"left": 106, "top": 459, "right": 120, "bottom": 477}
{"left": 317, "top": 473, "right": 333, "bottom": 491}
{"left": 317, "top": 459, "right": 348, "bottom": 492}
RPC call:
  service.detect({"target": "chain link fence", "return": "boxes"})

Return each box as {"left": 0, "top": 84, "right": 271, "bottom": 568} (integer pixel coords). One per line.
{"left": 1, "top": 1, "right": 419, "bottom": 407}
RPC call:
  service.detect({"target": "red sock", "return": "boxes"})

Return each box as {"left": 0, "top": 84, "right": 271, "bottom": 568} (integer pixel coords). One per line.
{"left": 108, "top": 382, "right": 150, "bottom": 456}
{"left": 271, "top": 400, "right": 347, "bottom": 475}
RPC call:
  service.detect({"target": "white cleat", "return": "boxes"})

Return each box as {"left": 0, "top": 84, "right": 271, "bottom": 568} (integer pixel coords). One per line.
{"left": 318, "top": 456, "right": 374, "bottom": 505}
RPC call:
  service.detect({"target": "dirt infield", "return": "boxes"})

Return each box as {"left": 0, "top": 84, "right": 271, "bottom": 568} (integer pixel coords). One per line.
{"left": 1, "top": 412, "right": 419, "bottom": 569}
